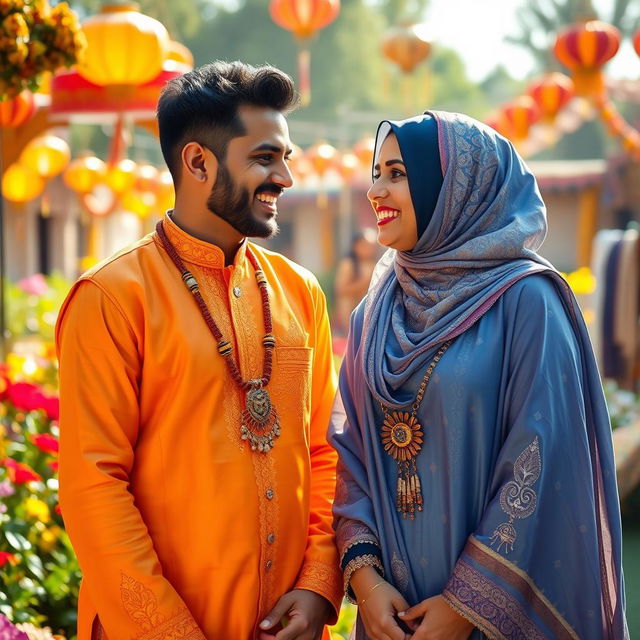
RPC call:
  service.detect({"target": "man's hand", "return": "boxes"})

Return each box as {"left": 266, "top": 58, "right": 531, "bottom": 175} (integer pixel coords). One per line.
{"left": 258, "top": 589, "right": 333, "bottom": 640}
{"left": 398, "top": 595, "right": 474, "bottom": 640}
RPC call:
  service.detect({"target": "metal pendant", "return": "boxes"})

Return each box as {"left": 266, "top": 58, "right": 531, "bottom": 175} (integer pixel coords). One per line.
{"left": 240, "top": 387, "right": 281, "bottom": 453}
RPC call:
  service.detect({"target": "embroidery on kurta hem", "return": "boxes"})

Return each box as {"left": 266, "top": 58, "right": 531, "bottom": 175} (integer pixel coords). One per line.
{"left": 443, "top": 559, "right": 546, "bottom": 640}
{"left": 296, "top": 559, "right": 343, "bottom": 612}
{"left": 120, "top": 574, "right": 204, "bottom": 640}
{"left": 491, "top": 437, "right": 541, "bottom": 553}
{"left": 466, "top": 537, "right": 579, "bottom": 640}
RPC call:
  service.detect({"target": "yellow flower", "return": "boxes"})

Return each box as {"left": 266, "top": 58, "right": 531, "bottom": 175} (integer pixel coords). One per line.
{"left": 38, "top": 525, "right": 61, "bottom": 552}
{"left": 25, "top": 497, "right": 51, "bottom": 523}
{"left": 566, "top": 267, "right": 596, "bottom": 296}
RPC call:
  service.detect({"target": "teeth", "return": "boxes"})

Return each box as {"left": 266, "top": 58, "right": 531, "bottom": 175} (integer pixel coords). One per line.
{"left": 257, "top": 194, "right": 277, "bottom": 204}
{"left": 378, "top": 209, "right": 399, "bottom": 220}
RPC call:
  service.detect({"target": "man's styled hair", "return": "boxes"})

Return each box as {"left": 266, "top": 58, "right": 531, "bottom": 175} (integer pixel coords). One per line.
{"left": 157, "top": 61, "right": 298, "bottom": 184}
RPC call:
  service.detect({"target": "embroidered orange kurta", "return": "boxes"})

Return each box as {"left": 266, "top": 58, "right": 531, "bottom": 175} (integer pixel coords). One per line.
{"left": 56, "top": 216, "right": 342, "bottom": 640}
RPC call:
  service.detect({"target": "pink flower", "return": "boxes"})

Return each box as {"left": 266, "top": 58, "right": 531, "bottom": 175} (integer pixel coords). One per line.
{"left": 0, "top": 480, "right": 14, "bottom": 497}
{"left": 17, "top": 274, "right": 48, "bottom": 296}
{"left": 3, "top": 458, "right": 42, "bottom": 484}
{"left": 30, "top": 433, "right": 59, "bottom": 455}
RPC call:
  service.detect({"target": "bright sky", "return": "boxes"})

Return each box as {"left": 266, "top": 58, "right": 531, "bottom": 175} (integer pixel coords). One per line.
{"left": 421, "top": 0, "right": 639, "bottom": 81}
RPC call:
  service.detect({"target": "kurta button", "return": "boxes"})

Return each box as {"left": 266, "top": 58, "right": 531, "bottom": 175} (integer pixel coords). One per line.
{"left": 266, "top": 489, "right": 274, "bottom": 500}
{"left": 233, "top": 286, "right": 241, "bottom": 298}
{"left": 267, "top": 533, "right": 275, "bottom": 544}
{"left": 265, "top": 560, "right": 272, "bottom": 570}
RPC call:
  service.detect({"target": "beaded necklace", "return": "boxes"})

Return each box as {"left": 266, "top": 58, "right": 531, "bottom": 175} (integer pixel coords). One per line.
{"left": 380, "top": 340, "right": 452, "bottom": 519}
{"left": 156, "top": 220, "right": 280, "bottom": 453}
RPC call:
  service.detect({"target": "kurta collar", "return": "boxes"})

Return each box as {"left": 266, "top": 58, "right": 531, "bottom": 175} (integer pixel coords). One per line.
{"left": 161, "top": 213, "right": 248, "bottom": 269}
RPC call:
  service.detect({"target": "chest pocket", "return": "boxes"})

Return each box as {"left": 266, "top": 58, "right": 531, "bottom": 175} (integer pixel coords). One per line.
{"left": 271, "top": 346, "right": 313, "bottom": 445}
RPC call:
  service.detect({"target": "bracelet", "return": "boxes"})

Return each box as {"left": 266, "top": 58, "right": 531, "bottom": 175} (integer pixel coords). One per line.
{"left": 357, "top": 580, "right": 385, "bottom": 607}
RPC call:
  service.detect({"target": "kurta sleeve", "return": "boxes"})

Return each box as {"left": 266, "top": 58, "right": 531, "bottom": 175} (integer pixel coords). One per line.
{"left": 293, "top": 280, "right": 343, "bottom": 620}
{"left": 56, "top": 279, "right": 206, "bottom": 640}
{"left": 442, "top": 276, "right": 627, "bottom": 640}
{"left": 328, "top": 306, "right": 384, "bottom": 603}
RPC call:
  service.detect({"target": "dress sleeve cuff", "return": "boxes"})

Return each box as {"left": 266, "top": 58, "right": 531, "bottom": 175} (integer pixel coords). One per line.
{"left": 294, "top": 560, "right": 344, "bottom": 624}
{"left": 342, "top": 549, "right": 384, "bottom": 605}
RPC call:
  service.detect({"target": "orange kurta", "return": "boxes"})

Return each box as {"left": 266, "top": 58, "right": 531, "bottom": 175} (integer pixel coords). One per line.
{"left": 56, "top": 216, "right": 342, "bottom": 640}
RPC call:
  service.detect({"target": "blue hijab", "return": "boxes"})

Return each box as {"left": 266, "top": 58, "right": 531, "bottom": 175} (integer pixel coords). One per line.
{"left": 364, "top": 111, "right": 553, "bottom": 406}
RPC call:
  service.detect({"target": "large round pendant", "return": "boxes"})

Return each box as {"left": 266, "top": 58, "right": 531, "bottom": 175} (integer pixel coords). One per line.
{"left": 246, "top": 387, "right": 272, "bottom": 424}
{"left": 380, "top": 411, "right": 423, "bottom": 462}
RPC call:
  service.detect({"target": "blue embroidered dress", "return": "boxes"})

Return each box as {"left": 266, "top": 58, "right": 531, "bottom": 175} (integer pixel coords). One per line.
{"left": 329, "top": 112, "right": 627, "bottom": 640}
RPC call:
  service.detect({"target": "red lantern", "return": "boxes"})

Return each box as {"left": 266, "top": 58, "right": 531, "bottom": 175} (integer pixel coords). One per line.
{"left": 0, "top": 91, "right": 35, "bottom": 128}
{"left": 501, "top": 96, "right": 541, "bottom": 142}
{"left": 269, "top": 0, "right": 341, "bottom": 106}
{"left": 527, "top": 73, "right": 575, "bottom": 123}
{"left": 553, "top": 20, "right": 620, "bottom": 97}
{"left": 634, "top": 29, "right": 640, "bottom": 58}
{"left": 382, "top": 23, "right": 431, "bottom": 74}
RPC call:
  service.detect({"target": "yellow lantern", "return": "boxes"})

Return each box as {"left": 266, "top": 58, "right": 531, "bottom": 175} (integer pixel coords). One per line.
{"left": 166, "top": 40, "right": 194, "bottom": 70}
{"left": 105, "top": 159, "right": 137, "bottom": 194}
{"left": 2, "top": 163, "right": 45, "bottom": 203}
{"left": 79, "top": 3, "right": 170, "bottom": 87}
{"left": 64, "top": 156, "right": 107, "bottom": 194}
{"left": 20, "top": 136, "right": 71, "bottom": 179}
{"left": 121, "top": 189, "right": 156, "bottom": 218}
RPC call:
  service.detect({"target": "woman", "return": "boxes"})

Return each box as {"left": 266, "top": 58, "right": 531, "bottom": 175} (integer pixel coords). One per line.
{"left": 329, "top": 111, "right": 628, "bottom": 640}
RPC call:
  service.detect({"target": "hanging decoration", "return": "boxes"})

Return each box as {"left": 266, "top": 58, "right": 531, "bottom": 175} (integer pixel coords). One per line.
{"left": 500, "top": 96, "right": 541, "bottom": 144}
{"left": 381, "top": 23, "right": 431, "bottom": 74}
{"left": 527, "top": 72, "right": 575, "bottom": 123}
{"left": 20, "top": 135, "right": 70, "bottom": 178}
{"left": 269, "top": 0, "right": 341, "bottom": 106}
{"left": 553, "top": 20, "right": 620, "bottom": 98}
{"left": 2, "top": 162, "right": 44, "bottom": 203}
{"left": 0, "top": 91, "right": 35, "bottom": 128}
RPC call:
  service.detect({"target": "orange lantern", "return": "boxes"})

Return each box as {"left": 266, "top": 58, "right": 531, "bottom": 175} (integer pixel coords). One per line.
{"left": 288, "top": 144, "right": 313, "bottom": 181}
{"left": 79, "top": 3, "right": 170, "bottom": 87}
{"left": 135, "top": 164, "right": 160, "bottom": 192}
{"left": 382, "top": 23, "right": 431, "bottom": 74}
{"left": 155, "top": 170, "right": 175, "bottom": 214}
{"left": 105, "top": 159, "right": 138, "bottom": 194}
{"left": 352, "top": 136, "right": 375, "bottom": 169}
{"left": 338, "top": 152, "right": 360, "bottom": 184}
{"left": 306, "top": 142, "right": 339, "bottom": 177}
{"left": 527, "top": 72, "right": 575, "bottom": 123}
{"left": 2, "top": 163, "right": 45, "bottom": 203}
{"left": 121, "top": 189, "right": 156, "bottom": 219}
{"left": 20, "top": 136, "right": 71, "bottom": 178}
{"left": 64, "top": 156, "right": 107, "bottom": 194}
{"left": 0, "top": 91, "right": 35, "bottom": 128}
{"left": 166, "top": 40, "right": 194, "bottom": 70}
{"left": 553, "top": 20, "right": 620, "bottom": 97}
{"left": 269, "top": 0, "right": 341, "bottom": 106}
{"left": 634, "top": 29, "right": 640, "bottom": 58}
{"left": 501, "top": 96, "right": 541, "bottom": 142}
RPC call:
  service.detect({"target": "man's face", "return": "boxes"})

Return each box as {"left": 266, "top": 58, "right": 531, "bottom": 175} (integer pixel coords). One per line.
{"left": 207, "top": 105, "right": 294, "bottom": 239}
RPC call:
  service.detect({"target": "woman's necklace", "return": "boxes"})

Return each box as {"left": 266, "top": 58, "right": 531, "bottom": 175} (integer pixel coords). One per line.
{"left": 380, "top": 340, "right": 452, "bottom": 519}
{"left": 156, "top": 220, "right": 280, "bottom": 453}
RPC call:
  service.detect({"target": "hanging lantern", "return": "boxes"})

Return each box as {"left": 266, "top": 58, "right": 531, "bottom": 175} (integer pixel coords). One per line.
{"left": 306, "top": 141, "right": 339, "bottom": 177}
{"left": 269, "top": 0, "right": 341, "bottom": 106}
{"left": 501, "top": 96, "right": 541, "bottom": 142}
{"left": 20, "top": 136, "right": 71, "bottom": 179}
{"left": 553, "top": 20, "right": 620, "bottom": 98}
{"left": 352, "top": 136, "right": 375, "bottom": 170}
{"left": 634, "top": 29, "right": 640, "bottom": 58}
{"left": 121, "top": 189, "right": 156, "bottom": 219}
{"left": 338, "top": 152, "right": 360, "bottom": 184}
{"left": 288, "top": 144, "right": 313, "bottom": 181}
{"left": 382, "top": 23, "right": 431, "bottom": 74}
{"left": 135, "top": 164, "right": 160, "bottom": 192}
{"left": 64, "top": 155, "right": 107, "bottom": 194}
{"left": 105, "top": 159, "right": 138, "bottom": 194}
{"left": 78, "top": 3, "right": 170, "bottom": 87}
{"left": 155, "top": 170, "right": 175, "bottom": 214}
{"left": 2, "top": 163, "right": 45, "bottom": 203}
{"left": 527, "top": 72, "right": 575, "bottom": 123}
{"left": 0, "top": 91, "right": 35, "bottom": 128}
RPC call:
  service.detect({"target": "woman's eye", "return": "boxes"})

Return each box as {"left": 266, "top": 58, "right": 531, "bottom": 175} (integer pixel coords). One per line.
{"left": 391, "top": 169, "right": 405, "bottom": 178}
{"left": 372, "top": 173, "right": 381, "bottom": 181}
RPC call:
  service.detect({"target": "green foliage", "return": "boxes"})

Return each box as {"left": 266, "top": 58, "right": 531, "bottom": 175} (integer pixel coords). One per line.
{"left": 329, "top": 600, "right": 357, "bottom": 638}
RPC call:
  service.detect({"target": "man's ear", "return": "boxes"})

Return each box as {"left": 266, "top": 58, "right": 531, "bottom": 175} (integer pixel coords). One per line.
{"left": 181, "top": 142, "right": 219, "bottom": 187}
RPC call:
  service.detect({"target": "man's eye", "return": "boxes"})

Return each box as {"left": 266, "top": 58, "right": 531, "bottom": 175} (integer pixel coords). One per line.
{"left": 255, "top": 155, "right": 272, "bottom": 163}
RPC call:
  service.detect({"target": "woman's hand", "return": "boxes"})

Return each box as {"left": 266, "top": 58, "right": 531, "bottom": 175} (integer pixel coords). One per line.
{"left": 351, "top": 567, "right": 411, "bottom": 640}
{"left": 398, "top": 595, "right": 474, "bottom": 640}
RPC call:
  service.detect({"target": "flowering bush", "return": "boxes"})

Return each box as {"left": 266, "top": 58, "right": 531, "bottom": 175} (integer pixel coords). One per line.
{"left": 0, "top": 0, "right": 86, "bottom": 98}
{"left": 0, "top": 369, "right": 80, "bottom": 637}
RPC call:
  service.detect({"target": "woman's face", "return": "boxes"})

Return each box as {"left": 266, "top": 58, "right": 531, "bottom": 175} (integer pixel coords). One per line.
{"left": 367, "top": 133, "right": 418, "bottom": 252}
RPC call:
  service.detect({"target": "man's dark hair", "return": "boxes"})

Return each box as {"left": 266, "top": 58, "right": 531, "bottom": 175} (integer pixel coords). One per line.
{"left": 157, "top": 61, "right": 298, "bottom": 184}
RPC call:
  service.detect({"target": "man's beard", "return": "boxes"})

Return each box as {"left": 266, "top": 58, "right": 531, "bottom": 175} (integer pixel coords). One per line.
{"left": 206, "top": 162, "right": 277, "bottom": 239}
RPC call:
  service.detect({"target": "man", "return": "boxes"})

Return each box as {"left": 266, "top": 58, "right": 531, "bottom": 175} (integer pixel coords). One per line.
{"left": 56, "top": 62, "right": 342, "bottom": 640}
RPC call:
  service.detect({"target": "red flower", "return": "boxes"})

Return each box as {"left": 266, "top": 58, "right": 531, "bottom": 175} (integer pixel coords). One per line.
{"left": 54, "top": 504, "right": 62, "bottom": 516}
{"left": 6, "top": 382, "right": 59, "bottom": 420}
{"left": 30, "top": 433, "right": 59, "bottom": 455}
{"left": 48, "top": 460, "right": 59, "bottom": 472}
{"left": 3, "top": 458, "right": 42, "bottom": 484}
{"left": 42, "top": 396, "right": 59, "bottom": 421}
{"left": 0, "top": 552, "right": 17, "bottom": 568}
